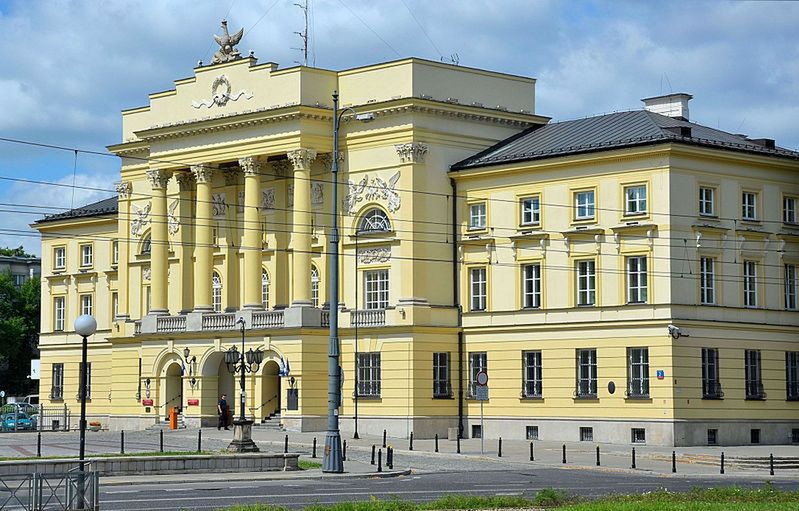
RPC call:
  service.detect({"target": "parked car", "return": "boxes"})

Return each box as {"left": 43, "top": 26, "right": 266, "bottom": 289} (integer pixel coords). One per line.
{"left": 1, "top": 412, "right": 34, "bottom": 431}
{"left": 22, "top": 395, "right": 39, "bottom": 406}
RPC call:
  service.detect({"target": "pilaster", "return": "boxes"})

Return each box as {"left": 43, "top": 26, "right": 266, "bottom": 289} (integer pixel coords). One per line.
{"left": 223, "top": 168, "right": 241, "bottom": 312}
{"left": 114, "top": 181, "right": 132, "bottom": 320}
{"left": 175, "top": 172, "right": 195, "bottom": 313}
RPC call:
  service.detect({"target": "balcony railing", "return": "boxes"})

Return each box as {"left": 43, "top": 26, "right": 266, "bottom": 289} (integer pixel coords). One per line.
{"left": 745, "top": 381, "right": 766, "bottom": 400}
{"left": 157, "top": 315, "right": 186, "bottom": 333}
{"left": 252, "top": 310, "right": 284, "bottom": 329}
{"left": 352, "top": 309, "right": 386, "bottom": 327}
{"left": 202, "top": 313, "right": 237, "bottom": 331}
{"left": 703, "top": 380, "right": 724, "bottom": 399}
{"left": 134, "top": 321, "right": 142, "bottom": 335}
{"left": 321, "top": 310, "right": 330, "bottom": 327}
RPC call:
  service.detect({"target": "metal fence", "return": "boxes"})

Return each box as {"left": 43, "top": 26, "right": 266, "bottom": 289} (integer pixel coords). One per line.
{"left": 0, "top": 406, "right": 71, "bottom": 433}
{"left": 0, "top": 467, "right": 99, "bottom": 510}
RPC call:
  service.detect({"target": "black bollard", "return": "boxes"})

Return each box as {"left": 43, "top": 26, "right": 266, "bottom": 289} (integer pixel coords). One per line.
{"left": 456, "top": 434, "right": 461, "bottom": 454}
{"left": 121, "top": 430, "right": 125, "bottom": 455}
{"left": 284, "top": 434, "right": 289, "bottom": 454}
{"left": 409, "top": 432, "right": 414, "bottom": 451}
{"left": 197, "top": 429, "right": 202, "bottom": 453}
{"left": 596, "top": 446, "right": 600, "bottom": 466}
{"left": 160, "top": 429, "right": 164, "bottom": 453}
{"left": 672, "top": 450, "right": 677, "bottom": 473}
{"left": 720, "top": 452, "right": 725, "bottom": 474}
{"left": 383, "top": 429, "right": 387, "bottom": 448}
{"left": 312, "top": 437, "right": 317, "bottom": 458}
{"left": 377, "top": 448, "right": 383, "bottom": 472}
{"left": 343, "top": 440, "right": 347, "bottom": 461}
{"left": 388, "top": 446, "right": 393, "bottom": 469}
{"left": 562, "top": 444, "right": 567, "bottom": 464}
{"left": 529, "top": 441, "right": 534, "bottom": 462}
{"left": 371, "top": 444, "right": 376, "bottom": 465}
{"left": 498, "top": 437, "right": 502, "bottom": 457}
{"left": 435, "top": 434, "right": 439, "bottom": 453}
{"left": 631, "top": 447, "right": 636, "bottom": 469}
{"left": 770, "top": 453, "right": 774, "bottom": 476}
{"left": 37, "top": 432, "right": 41, "bottom": 458}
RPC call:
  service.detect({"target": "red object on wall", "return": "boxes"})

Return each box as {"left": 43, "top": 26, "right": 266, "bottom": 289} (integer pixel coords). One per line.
{"left": 188, "top": 399, "right": 199, "bottom": 406}
{"left": 142, "top": 399, "right": 154, "bottom": 406}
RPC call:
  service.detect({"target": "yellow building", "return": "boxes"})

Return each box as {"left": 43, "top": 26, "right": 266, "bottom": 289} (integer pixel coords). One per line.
{"left": 33, "top": 41, "right": 799, "bottom": 446}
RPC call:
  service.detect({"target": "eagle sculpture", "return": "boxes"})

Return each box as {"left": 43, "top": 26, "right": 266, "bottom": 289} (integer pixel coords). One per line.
{"left": 212, "top": 20, "right": 244, "bottom": 64}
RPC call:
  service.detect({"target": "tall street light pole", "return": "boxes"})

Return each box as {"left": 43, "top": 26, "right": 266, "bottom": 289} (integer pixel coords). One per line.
{"left": 74, "top": 314, "right": 96, "bottom": 510}
{"left": 323, "top": 91, "right": 373, "bottom": 473}
{"left": 224, "top": 318, "right": 263, "bottom": 452}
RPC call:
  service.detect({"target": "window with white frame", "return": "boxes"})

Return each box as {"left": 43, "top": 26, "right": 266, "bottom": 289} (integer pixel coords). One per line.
{"left": 522, "top": 350, "right": 542, "bottom": 398}
{"left": 433, "top": 352, "right": 451, "bottom": 398}
{"left": 522, "top": 263, "right": 541, "bottom": 308}
{"left": 364, "top": 269, "right": 389, "bottom": 309}
{"left": 626, "top": 256, "right": 648, "bottom": 303}
{"left": 576, "top": 260, "right": 596, "bottom": 306}
{"left": 469, "top": 352, "right": 487, "bottom": 397}
{"left": 112, "top": 292, "right": 119, "bottom": 320}
{"left": 744, "top": 350, "right": 764, "bottom": 399}
{"left": 521, "top": 196, "right": 541, "bottom": 225}
{"left": 311, "top": 266, "right": 320, "bottom": 308}
{"left": 624, "top": 185, "right": 647, "bottom": 215}
{"left": 743, "top": 260, "right": 757, "bottom": 308}
{"left": 787, "top": 351, "right": 799, "bottom": 400}
{"left": 112, "top": 240, "right": 119, "bottom": 265}
{"left": 700, "top": 257, "right": 716, "bottom": 304}
{"left": 54, "top": 247, "right": 66, "bottom": 270}
{"left": 261, "top": 269, "right": 270, "bottom": 309}
{"left": 785, "top": 196, "right": 797, "bottom": 224}
{"left": 786, "top": 264, "right": 798, "bottom": 310}
{"left": 212, "top": 272, "right": 222, "bottom": 312}
{"left": 51, "top": 363, "right": 64, "bottom": 400}
{"left": 701, "top": 347, "right": 722, "bottom": 398}
{"left": 54, "top": 296, "right": 65, "bottom": 331}
{"left": 742, "top": 191, "right": 758, "bottom": 220}
{"left": 469, "top": 202, "right": 487, "bottom": 230}
{"left": 80, "top": 244, "right": 93, "bottom": 267}
{"left": 574, "top": 190, "right": 595, "bottom": 220}
{"left": 627, "top": 347, "right": 649, "bottom": 398}
{"left": 470, "top": 267, "right": 487, "bottom": 311}
{"left": 576, "top": 348, "right": 597, "bottom": 398}
{"left": 359, "top": 208, "right": 392, "bottom": 233}
{"left": 699, "top": 186, "right": 715, "bottom": 216}
{"left": 356, "top": 352, "right": 381, "bottom": 397}
{"left": 80, "top": 294, "right": 93, "bottom": 316}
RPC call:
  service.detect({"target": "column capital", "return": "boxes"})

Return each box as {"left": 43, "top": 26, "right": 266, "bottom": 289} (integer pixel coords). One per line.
{"left": 395, "top": 142, "right": 428, "bottom": 164}
{"left": 114, "top": 181, "right": 132, "bottom": 199}
{"left": 317, "top": 152, "right": 344, "bottom": 171}
{"left": 145, "top": 169, "right": 172, "bottom": 190}
{"left": 191, "top": 164, "right": 214, "bottom": 184}
{"left": 175, "top": 172, "right": 195, "bottom": 192}
{"left": 287, "top": 148, "right": 317, "bottom": 171}
{"left": 238, "top": 156, "right": 262, "bottom": 176}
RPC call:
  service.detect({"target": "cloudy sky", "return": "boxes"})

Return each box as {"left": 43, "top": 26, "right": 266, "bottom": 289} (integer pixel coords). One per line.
{"left": 1, "top": 0, "right": 797, "bottom": 255}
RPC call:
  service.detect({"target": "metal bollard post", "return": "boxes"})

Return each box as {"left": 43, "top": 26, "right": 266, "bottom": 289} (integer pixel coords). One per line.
{"left": 198, "top": 429, "right": 202, "bottom": 453}
{"left": 596, "top": 446, "right": 600, "bottom": 466}
{"left": 37, "top": 432, "right": 42, "bottom": 458}
{"left": 371, "top": 444, "right": 376, "bottom": 465}
{"left": 383, "top": 429, "right": 387, "bottom": 448}
{"left": 388, "top": 446, "right": 393, "bottom": 469}
{"left": 631, "top": 447, "right": 636, "bottom": 469}
{"left": 672, "top": 450, "right": 677, "bottom": 473}
{"left": 498, "top": 437, "right": 502, "bottom": 457}
{"left": 377, "top": 449, "right": 382, "bottom": 472}
{"left": 160, "top": 429, "right": 164, "bottom": 453}
{"left": 121, "top": 430, "right": 125, "bottom": 455}
{"left": 409, "top": 432, "right": 414, "bottom": 451}
{"left": 284, "top": 434, "right": 289, "bottom": 454}
{"left": 435, "top": 434, "right": 439, "bottom": 453}
{"left": 343, "top": 440, "right": 347, "bottom": 461}
{"left": 720, "top": 452, "right": 725, "bottom": 474}
{"left": 457, "top": 434, "right": 461, "bottom": 454}
{"left": 770, "top": 453, "right": 774, "bottom": 476}
{"left": 562, "top": 444, "right": 567, "bottom": 464}
{"left": 530, "top": 441, "right": 534, "bottom": 462}
{"left": 312, "top": 437, "right": 317, "bottom": 458}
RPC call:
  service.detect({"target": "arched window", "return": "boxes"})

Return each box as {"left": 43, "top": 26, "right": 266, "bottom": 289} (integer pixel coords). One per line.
{"left": 261, "top": 269, "right": 270, "bottom": 309}
{"left": 311, "top": 266, "right": 320, "bottom": 308}
{"left": 212, "top": 271, "right": 222, "bottom": 313}
{"left": 141, "top": 235, "right": 151, "bottom": 255}
{"left": 358, "top": 208, "right": 391, "bottom": 233}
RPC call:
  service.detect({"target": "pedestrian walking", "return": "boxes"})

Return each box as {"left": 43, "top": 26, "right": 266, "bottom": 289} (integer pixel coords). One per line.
{"left": 217, "top": 394, "right": 230, "bottom": 430}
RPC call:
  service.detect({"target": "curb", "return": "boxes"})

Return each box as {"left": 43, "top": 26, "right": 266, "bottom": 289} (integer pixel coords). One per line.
{"left": 102, "top": 468, "right": 412, "bottom": 486}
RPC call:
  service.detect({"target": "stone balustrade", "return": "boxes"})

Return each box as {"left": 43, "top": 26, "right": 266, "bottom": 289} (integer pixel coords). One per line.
{"left": 351, "top": 309, "right": 386, "bottom": 327}
{"left": 201, "top": 312, "right": 237, "bottom": 331}
{"left": 157, "top": 315, "right": 186, "bottom": 333}
{"left": 252, "top": 310, "right": 285, "bottom": 329}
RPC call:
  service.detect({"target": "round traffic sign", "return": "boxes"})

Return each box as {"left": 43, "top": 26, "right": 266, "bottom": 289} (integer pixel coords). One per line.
{"left": 476, "top": 371, "right": 488, "bottom": 386}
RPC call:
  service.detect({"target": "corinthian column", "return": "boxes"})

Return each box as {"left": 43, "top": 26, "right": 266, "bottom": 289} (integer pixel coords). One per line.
{"left": 146, "top": 169, "right": 172, "bottom": 315}
{"left": 192, "top": 164, "right": 214, "bottom": 312}
{"left": 240, "top": 156, "right": 263, "bottom": 309}
{"left": 287, "top": 148, "right": 317, "bottom": 307}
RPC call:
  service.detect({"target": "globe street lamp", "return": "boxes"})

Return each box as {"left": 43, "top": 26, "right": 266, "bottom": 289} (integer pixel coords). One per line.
{"left": 74, "top": 314, "right": 96, "bottom": 509}
{"left": 224, "top": 317, "right": 263, "bottom": 452}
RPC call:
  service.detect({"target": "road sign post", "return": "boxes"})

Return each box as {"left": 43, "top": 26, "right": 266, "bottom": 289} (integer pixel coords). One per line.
{"left": 475, "top": 371, "right": 488, "bottom": 455}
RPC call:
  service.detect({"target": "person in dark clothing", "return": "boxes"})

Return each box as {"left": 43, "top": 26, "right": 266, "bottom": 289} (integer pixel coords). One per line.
{"left": 217, "top": 394, "right": 229, "bottom": 430}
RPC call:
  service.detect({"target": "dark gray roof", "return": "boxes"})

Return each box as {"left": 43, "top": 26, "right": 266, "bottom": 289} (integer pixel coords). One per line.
{"left": 36, "top": 196, "right": 118, "bottom": 224}
{"left": 451, "top": 110, "right": 799, "bottom": 170}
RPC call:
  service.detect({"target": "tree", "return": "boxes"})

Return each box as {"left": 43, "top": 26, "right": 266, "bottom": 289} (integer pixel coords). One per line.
{"left": 0, "top": 270, "right": 40, "bottom": 395}
{"left": 0, "top": 246, "right": 36, "bottom": 258}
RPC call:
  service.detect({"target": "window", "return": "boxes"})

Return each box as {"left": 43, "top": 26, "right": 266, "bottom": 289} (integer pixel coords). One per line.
{"left": 751, "top": 429, "right": 761, "bottom": 444}
{"left": 707, "top": 429, "right": 718, "bottom": 445}
{"left": 54, "top": 247, "right": 66, "bottom": 270}
{"left": 699, "top": 187, "right": 715, "bottom": 216}
{"left": 112, "top": 292, "right": 119, "bottom": 320}
{"left": 742, "top": 191, "right": 757, "bottom": 220}
{"left": 631, "top": 428, "right": 646, "bottom": 444}
{"left": 80, "top": 244, "right": 93, "bottom": 267}
{"left": 469, "top": 202, "right": 486, "bottom": 230}
{"left": 112, "top": 240, "right": 119, "bottom": 265}
{"left": 144, "top": 286, "right": 151, "bottom": 315}
{"left": 311, "top": 266, "right": 320, "bottom": 308}
{"left": 80, "top": 362, "right": 92, "bottom": 400}
{"left": 469, "top": 352, "right": 487, "bottom": 397}
{"left": 526, "top": 426, "right": 539, "bottom": 440}
{"left": 743, "top": 260, "right": 757, "bottom": 308}
{"left": 470, "top": 267, "right": 487, "bottom": 311}
{"left": 624, "top": 185, "right": 647, "bottom": 215}
{"left": 745, "top": 350, "right": 764, "bottom": 399}
{"left": 54, "top": 297, "right": 65, "bottom": 331}
{"left": 700, "top": 257, "right": 716, "bottom": 305}
{"left": 786, "top": 352, "right": 799, "bottom": 400}
{"left": 576, "top": 349, "right": 597, "bottom": 398}
{"left": 576, "top": 260, "right": 596, "bottom": 306}
{"left": 433, "top": 352, "right": 451, "bottom": 398}
{"left": 793, "top": 429, "right": 799, "bottom": 444}
{"left": 212, "top": 272, "right": 222, "bottom": 313}
{"left": 627, "top": 348, "right": 649, "bottom": 398}
{"left": 51, "top": 363, "right": 64, "bottom": 400}
{"left": 13, "top": 274, "right": 26, "bottom": 288}
{"left": 785, "top": 264, "right": 797, "bottom": 310}
{"left": 141, "top": 236, "right": 151, "bottom": 255}
{"left": 785, "top": 196, "right": 797, "bottom": 224}
{"left": 356, "top": 353, "right": 381, "bottom": 397}
{"left": 574, "top": 190, "right": 595, "bottom": 220}
{"left": 359, "top": 208, "right": 391, "bottom": 233}
{"left": 580, "top": 427, "right": 593, "bottom": 442}
{"left": 471, "top": 425, "right": 482, "bottom": 439}
{"left": 626, "top": 256, "right": 648, "bottom": 303}
{"left": 522, "top": 264, "right": 541, "bottom": 308}
{"left": 702, "top": 348, "right": 722, "bottom": 399}
{"left": 80, "top": 294, "right": 93, "bottom": 316}
{"left": 521, "top": 196, "right": 541, "bottom": 225}
{"left": 522, "top": 351, "right": 542, "bottom": 398}
{"left": 261, "top": 270, "right": 270, "bottom": 309}
{"left": 364, "top": 269, "right": 389, "bottom": 309}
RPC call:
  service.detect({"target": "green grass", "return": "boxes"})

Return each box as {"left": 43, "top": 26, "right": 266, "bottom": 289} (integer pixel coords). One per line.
{"left": 298, "top": 459, "right": 323, "bottom": 470}
{"left": 0, "top": 451, "right": 217, "bottom": 461}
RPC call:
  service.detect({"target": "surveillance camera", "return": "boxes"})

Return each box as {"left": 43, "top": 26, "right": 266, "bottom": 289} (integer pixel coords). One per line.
{"left": 667, "top": 324, "right": 681, "bottom": 339}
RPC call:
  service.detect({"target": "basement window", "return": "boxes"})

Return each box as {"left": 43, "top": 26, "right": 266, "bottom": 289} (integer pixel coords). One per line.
{"left": 751, "top": 429, "right": 761, "bottom": 444}
{"left": 526, "top": 426, "right": 539, "bottom": 440}
{"left": 707, "top": 429, "right": 718, "bottom": 445}
{"left": 631, "top": 428, "right": 646, "bottom": 444}
{"left": 580, "top": 427, "right": 593, "bottom": 442}
{"left": 471, "top": 425, "right": 482, "bottom": 439}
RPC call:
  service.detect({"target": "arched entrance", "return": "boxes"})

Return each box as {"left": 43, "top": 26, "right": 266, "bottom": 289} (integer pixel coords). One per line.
{"left": 217, "top": 358, "right": 236, "bottom": 418}
{"left": 259, "top": 360, "right": 281, "bottom": 421}
{"left": 163, "top": 362, "right": 183, "bottom": 420}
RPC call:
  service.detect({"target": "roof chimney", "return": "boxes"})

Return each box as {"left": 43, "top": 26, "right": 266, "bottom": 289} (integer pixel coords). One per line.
{"left": 642, "top": 93, "right": 692, "bottom": 121}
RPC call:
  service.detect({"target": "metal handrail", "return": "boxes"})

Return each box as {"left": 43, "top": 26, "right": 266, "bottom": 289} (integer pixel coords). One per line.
{"left": 248, "top": 394, "right": 279, "bottom": 418}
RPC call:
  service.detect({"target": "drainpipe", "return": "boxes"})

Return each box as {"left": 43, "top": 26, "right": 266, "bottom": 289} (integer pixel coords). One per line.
{"left": 450, "top": 177, "right": 464, "bottom": 439}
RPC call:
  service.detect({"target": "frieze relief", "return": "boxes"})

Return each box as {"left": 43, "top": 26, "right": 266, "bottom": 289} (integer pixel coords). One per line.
{"left": 287, "top": 184, "right": 294, "bottom": 208}
{"left": 167, "top": 199, "right": 180, "bottom": 235}
{"left": 131, "top": 202, "right": 151, "bottom": 237}
{"left": 311, "top": 182, "right": 324, "bottom": 205}
{"left": 358, "top": 246, "right": 391, "bottom": 264}
{"left": 238, "top": 191, "right": 245, "bottom": 213}
{"left": 212, "top": 193, "right": 228, "bottom": 217}
{"left": 343, "top": 171, "right": 401, "bottom": 214}
{"left": 261, "top": 188, "right": 276, "bottom": 210}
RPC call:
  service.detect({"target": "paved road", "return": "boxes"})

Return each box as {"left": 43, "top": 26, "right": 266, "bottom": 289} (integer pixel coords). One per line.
{"left": 99, "top": 468, "right": 798, "bottom": 511}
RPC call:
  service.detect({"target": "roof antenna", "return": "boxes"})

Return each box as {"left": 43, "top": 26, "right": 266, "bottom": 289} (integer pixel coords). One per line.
{"left": 292, "top": 0, "right": 310, "bottom": 66}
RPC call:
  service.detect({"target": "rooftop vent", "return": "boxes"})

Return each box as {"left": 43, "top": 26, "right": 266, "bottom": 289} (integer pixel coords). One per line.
{"left": 748, "top": 138, "right": 776, "bottom": 149}
{"left": 664, "top": 126, "right": 692, "bottom": 138}
{"left": 642, "top": 93, "right": 692, "bottom": 121}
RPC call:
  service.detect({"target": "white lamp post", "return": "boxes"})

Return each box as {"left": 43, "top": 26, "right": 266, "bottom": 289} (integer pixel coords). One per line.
{"left": 74, "top": 314, "right": 96, "bottom": 509}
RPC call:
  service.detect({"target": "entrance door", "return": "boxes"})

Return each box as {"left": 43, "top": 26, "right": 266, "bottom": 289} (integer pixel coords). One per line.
{"left": 260, "top": 360, "right": 281, "bottom": 420}
{"left": 164, "top": 363, "right": 182, "bottom": 419}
